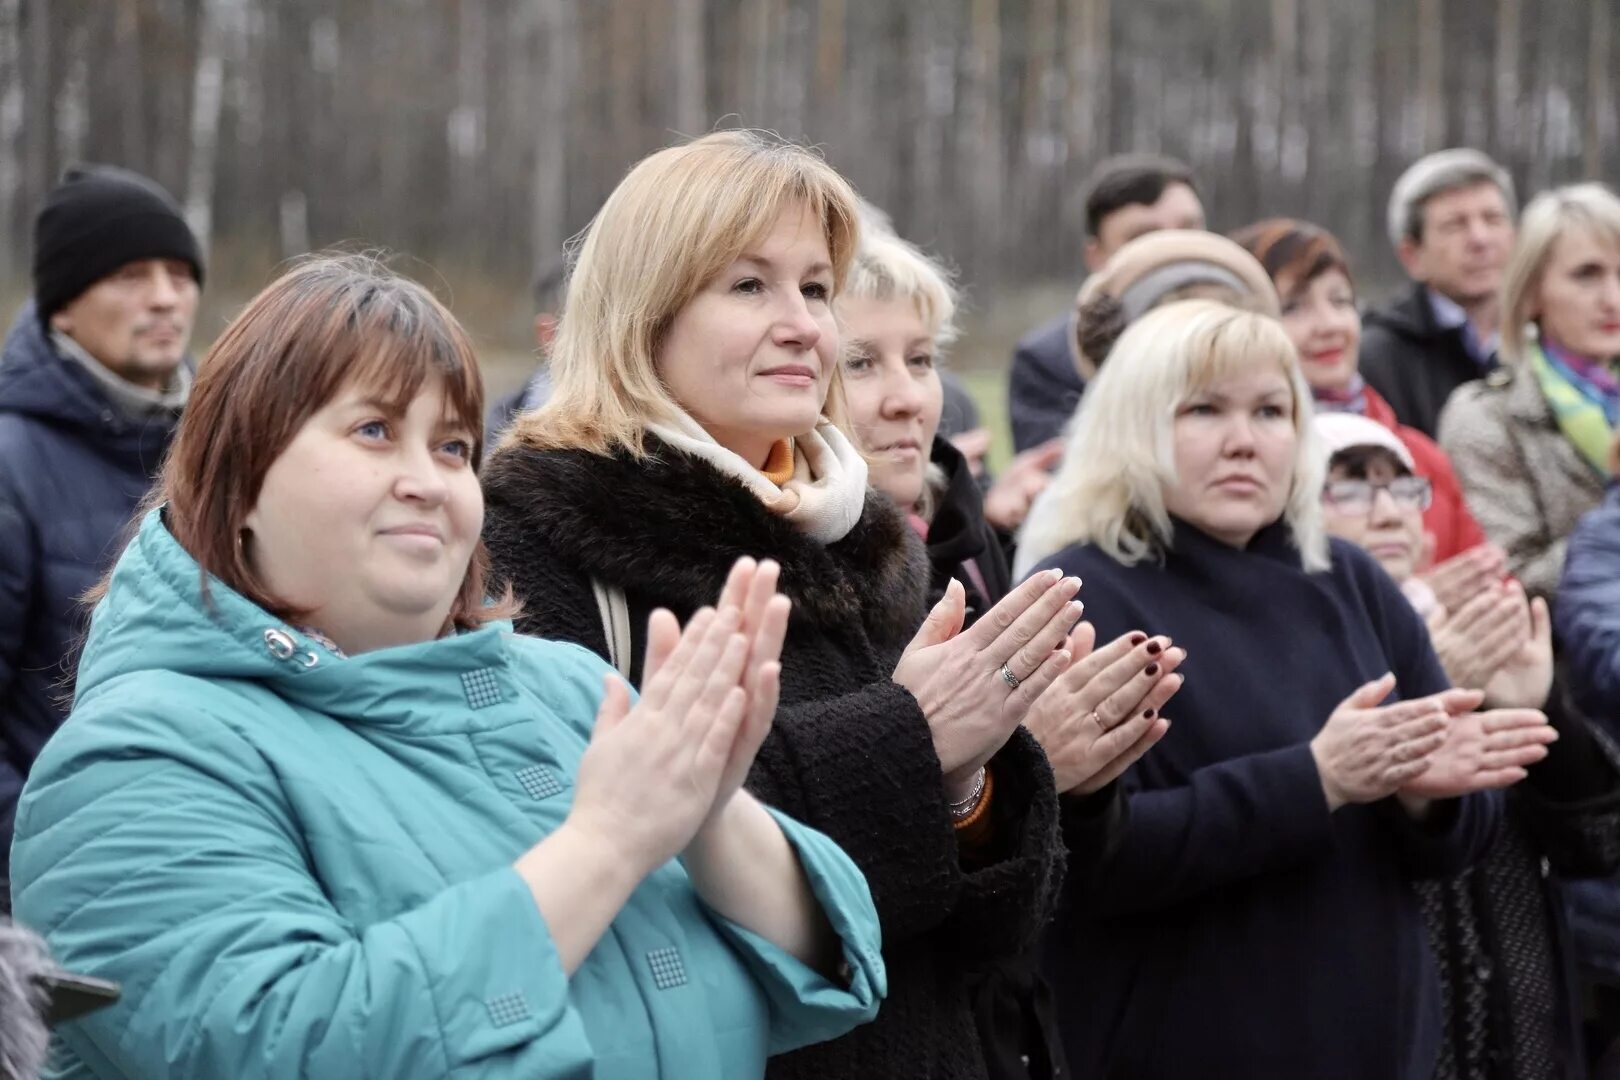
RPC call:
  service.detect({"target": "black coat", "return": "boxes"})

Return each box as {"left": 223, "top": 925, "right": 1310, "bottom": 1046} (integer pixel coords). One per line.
{"left": 1360, "top": 282, "right": 1499, "bottom": 438}
{"left": 481, "top": 436, "right": 1066, "bottom": 1080}
{"left": 922, "top": 436, "right": 1014, "bottom": 624}
{"left": 1030, "top": 522, "right": 1502, "bottom": 1080}
{"left": 1008, "top": 314, "right": 1085, "bottom": 453}
{"left": 1422, "top": 686, "right": 1620, "bottom": 1080}
{"left": 0, "top": 303, "right": 181, "bottom": 906}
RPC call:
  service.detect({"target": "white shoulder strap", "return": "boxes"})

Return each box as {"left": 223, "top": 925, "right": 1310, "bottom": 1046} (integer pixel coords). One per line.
{"left": 591, "top": 578, "right": 633, "bottom": 679}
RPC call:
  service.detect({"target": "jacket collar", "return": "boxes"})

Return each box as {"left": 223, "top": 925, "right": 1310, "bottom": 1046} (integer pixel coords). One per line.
{"left": 78, "top": 508, "right": 522, "bottom": 734}
{"left": 0, "top": 301, "right": 185, "bottom": 463}
{"left": 481, "top": 435, "right": 928, "bottom": 645}
{"left": 924, "top": 435, "right": 993, "bottom": 566}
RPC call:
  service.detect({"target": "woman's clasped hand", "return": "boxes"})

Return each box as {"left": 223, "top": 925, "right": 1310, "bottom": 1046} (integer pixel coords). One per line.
{"left": 1021, "top": 627, "right": 1182, "bottom": 796}
{"left": 892, "top": 569, "right": 1083, "bottom": 800}
{"left": 567, "top": 557, "right": 790, "bottom": 875}
{"left": 1309, "top": 673, "right": 1556, "bottom": 812}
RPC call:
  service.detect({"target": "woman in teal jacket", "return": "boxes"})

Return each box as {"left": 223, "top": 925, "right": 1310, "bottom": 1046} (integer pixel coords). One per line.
{"left": 8, "top": 254, "right": 885, "bottom": 1079}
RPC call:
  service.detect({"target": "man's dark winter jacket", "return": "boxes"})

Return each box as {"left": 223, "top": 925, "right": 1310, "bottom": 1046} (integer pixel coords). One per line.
{"left": 0, "top": 304, "right": 181, "bottom": 905}
{"left": 1008, "top": 314, "right": 1085, "bottom": 452}
{"left": 1361, "top": 283, "right": 1498, "bottom": 438}
{"left": 481, "top": 436, "right": 1065, "bottom": 1080}
{"left": 1031, "top": 522, "right": 1502, "bottom": 1080}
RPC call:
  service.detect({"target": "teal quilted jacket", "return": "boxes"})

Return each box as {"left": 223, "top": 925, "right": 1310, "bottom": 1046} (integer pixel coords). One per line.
{"left": 11, "top": 509, "right": 885, "bottom": 1078}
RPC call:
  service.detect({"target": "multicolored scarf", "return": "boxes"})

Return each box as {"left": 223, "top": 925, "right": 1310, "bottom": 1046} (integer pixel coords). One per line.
{"left": 1311, "top": 374, "right": 1369, "bottom": 416}
{"left": 1531, "top": 340, "right": 1620, "bottom": 477}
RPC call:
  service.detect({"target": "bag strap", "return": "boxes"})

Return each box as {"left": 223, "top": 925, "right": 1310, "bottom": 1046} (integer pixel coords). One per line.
{"left": 591, "top": 578, "right": 633, "bottom": 679}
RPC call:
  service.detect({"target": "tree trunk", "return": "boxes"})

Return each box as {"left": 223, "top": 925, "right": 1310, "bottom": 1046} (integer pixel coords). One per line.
{"left": 1585, "top": 0, "right": 1611, "bottom": 178}
{"left": 0, "top": 0, "right": 22, "bottom": 271}
{"left": 1062, "top": 0, "right": 1110, "bottom": 244}
{"left": 672, "top": 0, "right": 705, "bottom": 135}
{"left": 1492, "top": 0, "right": 1520, "bottom": 149}
{"left": 184, "top": 0, "right": 233, "bottom": 251}
{"left": 1418, "top": 0, "right": 1444, "bottom": 147}
{"left": 532, "top": 0, "right": 575, "bottom": 272}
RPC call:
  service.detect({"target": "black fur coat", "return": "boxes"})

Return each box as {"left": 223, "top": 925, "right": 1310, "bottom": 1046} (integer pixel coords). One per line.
{"left": 481, "top": 436, "right": 1064, "bottom": 1080}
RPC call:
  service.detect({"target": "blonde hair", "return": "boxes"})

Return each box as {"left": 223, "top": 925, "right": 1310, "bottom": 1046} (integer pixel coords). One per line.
{"left": 505, "top": 130, "right": 862, "bottom": 457}
{"left": 1500, "top": 182, "right": 1620, "bottom": 365}
{"left": 1015, "top": 299, "right": 1328, "bottom": 575}
{"left": 842, "top": 222, "right": 961, "bottom": 348}
{"left": 838, "top": 223, "right": 962, "bottom": 517}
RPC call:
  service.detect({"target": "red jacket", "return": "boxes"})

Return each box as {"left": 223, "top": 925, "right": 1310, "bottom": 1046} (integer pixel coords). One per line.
{"left": 1363, "top": 386, "right": 1487, "bottom": 564}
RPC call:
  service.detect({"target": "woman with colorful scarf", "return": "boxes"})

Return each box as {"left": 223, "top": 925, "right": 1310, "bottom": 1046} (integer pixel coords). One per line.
{"left": 1437, "top": 183, "right": 1620, "bottom": 603}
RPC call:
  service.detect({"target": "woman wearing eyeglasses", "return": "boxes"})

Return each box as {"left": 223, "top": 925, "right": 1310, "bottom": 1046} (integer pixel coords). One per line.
{"left": 1315, "top": 412, "right": 1544, "bottom": 699}
{"left": 1315, "top": 411, "right": 1620, "bottom": 1080}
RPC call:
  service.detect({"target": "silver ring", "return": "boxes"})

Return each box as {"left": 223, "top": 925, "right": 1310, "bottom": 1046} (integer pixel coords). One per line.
{"left": 999, "top": 662, "right": 1020, "bottom": 690}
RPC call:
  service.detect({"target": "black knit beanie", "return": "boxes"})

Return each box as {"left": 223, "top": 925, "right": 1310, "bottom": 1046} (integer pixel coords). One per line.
{"left": 32, "top": 165, "right": 205, "bottom": 325}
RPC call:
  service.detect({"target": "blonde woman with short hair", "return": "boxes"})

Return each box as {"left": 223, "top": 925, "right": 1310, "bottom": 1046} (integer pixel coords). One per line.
{"left": 483, "top": 130, "right": 1072, "bottom": 1080}
{"left": 838, "top": 222, "right": 1180, "bottom": 1078}
{"left": 1020, "top": 300, "right": 1546, "bottom": 1078}
{"left": 1439, "top": 182, "right": 1620, "bottom": 602}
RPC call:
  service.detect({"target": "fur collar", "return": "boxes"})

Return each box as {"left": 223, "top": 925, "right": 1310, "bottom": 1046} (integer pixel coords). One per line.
{"left": 482, "top": 436, "right": 929, "bottom": 645}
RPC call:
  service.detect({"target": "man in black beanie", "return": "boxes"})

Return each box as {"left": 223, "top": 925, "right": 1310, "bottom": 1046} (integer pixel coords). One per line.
{"left": 0, "top": 165, "right": 203, "bottom": 909}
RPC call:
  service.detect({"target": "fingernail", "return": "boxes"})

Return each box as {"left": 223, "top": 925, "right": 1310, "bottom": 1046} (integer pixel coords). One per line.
{"left": 1143, "top": 708, "right": 1156, "bottom": 719}
{"left": 1129, "top": 632, "right": 1147, "bottom": 646}
{"left": 1146, "top": 641, "right": 1162, "bottom": 655}
{"left": 1067, "top": 601, "right": 1083, "bottom": 618}
{"left": 1048, "top": 568, "right": 1064, "bottom": 582}
{"left": 1145, "top": 663, "right": 1160, "bottom": 677}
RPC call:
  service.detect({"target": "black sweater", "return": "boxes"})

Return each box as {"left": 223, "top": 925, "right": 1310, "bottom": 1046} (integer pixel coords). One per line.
{"left": 1030, "top": 521, "right": 1502, "bottom": 1080}
{"left": 481, "top": 437, "right": 1066, "bottom": 1080}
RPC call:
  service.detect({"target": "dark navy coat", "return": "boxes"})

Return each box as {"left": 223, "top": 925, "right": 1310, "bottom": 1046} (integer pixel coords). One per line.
{"left": 1033, "top": 522, "right": 1501, "bottom": 1079}
{"left": 1555, "top": 483, "right": 1620, "bottom": 987}
{"left": 0, "top": 303, "right": 181, "bottom": 901}
{"left": 1006, "top": 313, "right": 1085, "bottom": 453}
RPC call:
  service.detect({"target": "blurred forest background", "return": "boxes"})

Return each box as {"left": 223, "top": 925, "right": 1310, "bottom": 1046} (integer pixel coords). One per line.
{"left": 2, "top": 0, "right": 1617, "bottom": 443}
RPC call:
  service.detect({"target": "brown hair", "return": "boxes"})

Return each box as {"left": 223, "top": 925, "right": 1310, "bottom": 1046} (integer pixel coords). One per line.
{"left": 120, "top": 252, "right": 514, "bottom": 628}
{"left": 1230, "top": 218, "right": 1354, "bottom": 305}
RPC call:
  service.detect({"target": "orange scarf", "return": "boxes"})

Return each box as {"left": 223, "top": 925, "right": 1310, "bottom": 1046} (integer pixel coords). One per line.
{"left": 760, "top": 439, "right": 795, "bottom": 486}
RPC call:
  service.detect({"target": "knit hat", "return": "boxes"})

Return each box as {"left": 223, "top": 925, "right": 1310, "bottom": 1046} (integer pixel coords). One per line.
{"left": 1070, "top": 230, "right": 1279, "bottom": 378}
{"left": 1313, "top": 412, "right": 1416, "bottom": 472}
{"left": 32, "top": 165, "right": 204, "bottom": 324}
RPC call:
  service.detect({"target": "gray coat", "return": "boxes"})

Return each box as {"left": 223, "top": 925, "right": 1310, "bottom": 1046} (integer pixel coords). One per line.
{"left": 1438, "top": 365, "right": 1606, "bottom": 604}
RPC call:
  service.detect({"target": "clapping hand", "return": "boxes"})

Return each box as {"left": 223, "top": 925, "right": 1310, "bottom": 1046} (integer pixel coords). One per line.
{"left": 1022, "top": 625, "right": 1180, "bottom": 795}
{"left": 568, "top": 558, "right": 789, "bottom": 877}
{"left": 1481, "top": 585, "right": 1553, "bottom": 709}
{"left": 1419, "top": 543, "right": 1507, "bottom": 614}
{"left": 982, "top": 439, "right": 1065, "bottom": 533}
{"left": 894, "top": 569, "right": 1084, "bottom": 800}
{"left": 1397, "top": 688, "right": 1555, "bottom": 801}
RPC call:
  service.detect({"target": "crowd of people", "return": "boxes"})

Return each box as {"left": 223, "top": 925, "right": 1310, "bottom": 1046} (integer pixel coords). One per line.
{"left": 0, "top": 132, "right": 1618, "bottom": 1080}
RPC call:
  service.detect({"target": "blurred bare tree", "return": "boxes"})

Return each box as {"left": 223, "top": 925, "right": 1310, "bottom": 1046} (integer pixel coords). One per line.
{"left": 3, "top": 0, "right": 1618, "bottom": 306}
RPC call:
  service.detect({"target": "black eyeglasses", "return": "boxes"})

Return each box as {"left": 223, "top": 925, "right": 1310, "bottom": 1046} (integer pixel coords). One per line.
{"left": 1321, "top": 477, "right": 1433, "bottom": 514}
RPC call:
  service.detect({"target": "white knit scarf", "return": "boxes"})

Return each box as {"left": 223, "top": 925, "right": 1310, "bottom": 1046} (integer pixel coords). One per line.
{"left": 647, "top": 412, "right": 869, "bottom": 545}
